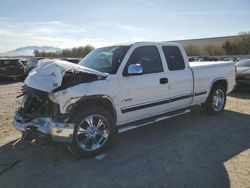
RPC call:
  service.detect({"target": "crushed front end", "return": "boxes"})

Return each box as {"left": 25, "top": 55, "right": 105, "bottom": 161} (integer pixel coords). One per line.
{"left": 13, "top": 85, "right": 74, "bottom": 142}
{"left": 13, "top": 59, "right": 109, "bottom": 143}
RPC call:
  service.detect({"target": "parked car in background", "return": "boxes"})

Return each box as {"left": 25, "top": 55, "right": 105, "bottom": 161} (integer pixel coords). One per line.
{"left": 203, "top": 56, "right": 218, "bottom": 61}
{"left": 235, "top": 59, "right": 250, "bottom": 88}
{"left": 27, "top": 57, "right": 45, "bottom": 72}
{"left": 20, "top": 58, "right": 29, "bottom": 73}
{"left": 0, "top": 58, "right": 27, "bottom": 79}
{"left": 20, "top": 58, "right": 28, "bottom": 66}
{"left": 189, "top": 56, "right": 203, "bottom": 62}
{"left": 61, "top": 58, "right": 81, "bottom": 64}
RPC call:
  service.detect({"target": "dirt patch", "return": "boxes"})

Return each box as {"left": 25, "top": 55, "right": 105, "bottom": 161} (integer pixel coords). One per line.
{"left": 0, "top": 81, "right": 22, "bottom": 146}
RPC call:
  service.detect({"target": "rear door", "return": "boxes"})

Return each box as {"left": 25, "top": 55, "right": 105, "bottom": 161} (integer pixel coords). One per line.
{"left": 117, "top": 45, "right": 170, "bottom": 124}
{"left": 160, "top": 45, "right": 193, "bottom": 110}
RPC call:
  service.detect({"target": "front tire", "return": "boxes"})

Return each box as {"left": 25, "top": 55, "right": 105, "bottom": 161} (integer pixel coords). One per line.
{"left": 70, "top": 105, "right": 117, "bottom": 158}
{"left": 203, "top": 84, "right": 226, "bottom": 115}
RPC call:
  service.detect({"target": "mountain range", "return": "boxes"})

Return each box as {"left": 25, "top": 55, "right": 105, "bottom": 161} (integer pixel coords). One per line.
{"left": 0, "top": 46, "right": 62, "bottom": 56}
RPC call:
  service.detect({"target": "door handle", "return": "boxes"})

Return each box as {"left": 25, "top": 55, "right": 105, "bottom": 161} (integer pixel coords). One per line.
{"left": 159, "top": 78, "right": 168, "bottom": 84}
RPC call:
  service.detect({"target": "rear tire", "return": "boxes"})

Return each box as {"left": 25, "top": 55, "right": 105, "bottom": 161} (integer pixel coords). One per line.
{"left": 69, "top": 105, "right": 117, "bottom": 158}
{"left": 203, "top": 84, "right": 226, "bottom": 115}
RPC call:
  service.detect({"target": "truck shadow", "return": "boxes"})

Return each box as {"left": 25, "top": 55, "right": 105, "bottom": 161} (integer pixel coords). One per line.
{"left": 0, "top": 108, "right": 250, "bottom": 187}
{"left": 229, "top": 88, "right": 250, "bottom": 99}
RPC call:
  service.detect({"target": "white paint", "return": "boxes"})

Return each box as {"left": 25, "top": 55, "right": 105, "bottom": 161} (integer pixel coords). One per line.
{"left": 24, "top": 59, "right": 108, "bottom": 92}
{"left": 23, "top": 42, "right": 236, "bottom": 126}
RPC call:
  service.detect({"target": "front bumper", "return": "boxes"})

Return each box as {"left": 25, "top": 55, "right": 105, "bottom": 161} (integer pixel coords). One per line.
{"left": 13, "top": 111, "right": 74, "bottom": 143}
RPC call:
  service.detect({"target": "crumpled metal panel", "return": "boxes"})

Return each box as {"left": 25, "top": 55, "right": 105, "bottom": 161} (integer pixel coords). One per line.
{"left": 24, "top": 59, "right": 108, "bottom": 92}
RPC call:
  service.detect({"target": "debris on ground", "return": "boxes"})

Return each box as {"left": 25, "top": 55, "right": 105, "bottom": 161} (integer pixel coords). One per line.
{"left": 95, "top": 154, "right": 106, "bottom": 160}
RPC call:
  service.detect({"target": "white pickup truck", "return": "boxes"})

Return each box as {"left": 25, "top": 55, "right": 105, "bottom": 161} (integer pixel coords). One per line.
{"left": 14, "top": 42, "right": 235, "bottom": 157}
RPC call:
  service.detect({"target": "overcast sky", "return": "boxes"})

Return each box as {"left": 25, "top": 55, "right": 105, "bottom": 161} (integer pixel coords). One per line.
{"left": 0, "top": 0, "right": 249, "bottom": 52}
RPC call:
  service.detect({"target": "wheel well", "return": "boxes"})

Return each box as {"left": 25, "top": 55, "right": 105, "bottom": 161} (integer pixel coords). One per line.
{"left": 203, "top": 79, "right": 228, "bottom": 106}
{"left": 72, "top": 97, "right": 117, "bottom": 123}
{"left": 211, "top": 79, "right": 228, "bottom": 92}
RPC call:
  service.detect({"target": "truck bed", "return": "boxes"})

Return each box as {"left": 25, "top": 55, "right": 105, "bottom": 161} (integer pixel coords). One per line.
{"left": 189, "top": 60, "right": 235, "bottom": 106}
{"left": 190, "top": 61, "right": 234, "bottom": 68}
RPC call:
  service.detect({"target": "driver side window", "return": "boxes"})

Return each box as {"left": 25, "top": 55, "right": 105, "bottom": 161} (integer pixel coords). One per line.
{"left": 125, "top": 46, "right": 163, "bottom": 74}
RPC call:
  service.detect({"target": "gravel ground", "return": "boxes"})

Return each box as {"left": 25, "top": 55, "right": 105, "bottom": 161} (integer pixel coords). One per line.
{"left": 0, "top": 81, "right": 249, "bottom": 188}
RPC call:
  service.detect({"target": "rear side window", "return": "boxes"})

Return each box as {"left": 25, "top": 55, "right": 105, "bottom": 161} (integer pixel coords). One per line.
{"left": 126, "top": 46, "right": 163, "bottom": 74}
{"left": 0, "top": 60, "right": 20, "bottom": 67}
{"left": 162, "top": 46, "right": 185, "bottom": 71}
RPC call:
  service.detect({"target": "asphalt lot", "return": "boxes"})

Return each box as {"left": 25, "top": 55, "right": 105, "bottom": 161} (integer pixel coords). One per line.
{"left": 0, "top": 80, "right": 249, "bottom": 188}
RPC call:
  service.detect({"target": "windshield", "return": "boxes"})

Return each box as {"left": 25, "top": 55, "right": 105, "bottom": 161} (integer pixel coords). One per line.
{"left": 79, "top": 46, "right": 130, "bottom": 74}
{"left": 27, "top": 58, "right": 38, "bottom": 67}
{"left": 21, "top": 60, "right": 27, "bottom": 66}
{"left": 236, "top": 59, "right": 250, "bottom": 67}
{"left": 27, "top": 57, "right": 44, "bottom": 67}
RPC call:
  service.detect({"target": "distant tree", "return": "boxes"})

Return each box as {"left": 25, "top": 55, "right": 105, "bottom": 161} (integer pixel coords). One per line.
{"left": 82, "top": 45, "right": 94, "bottom": 57}
{"left": 185, "top": 31, "right": 250, "bottom": 56}
{"left": 203, "top": 45, "right": 213, "bottom": 56}
{"left": 34, "top": 45, "right": 95, "bottom": 58}
{"left": 62, "top": 49, "right": 72, "bottom": 57}
{"left": 33, "top": 49, "right": 39, "bottom": 56}
{"left": 237, "top": 31, "right": 250, "bottom": 55}
{"left": 184, "top": 44, "right": 202, "bottom": 56}
{"left": 223, "top": 31, "right": 250, "bottom": 55}
{"left": 223, "top": 41, "right": 234, "bottom": 55}
{"left": 203, "top": 44, "right": 225, "bottom": 56}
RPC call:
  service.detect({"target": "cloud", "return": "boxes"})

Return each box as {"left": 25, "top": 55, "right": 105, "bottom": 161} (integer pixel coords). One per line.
{"left": 0, "top": 28, "right": 15, "bottom": 36}
{"left": 0, "top": 18, "right": 160, "bottom": 52}
{"left": 91, "top": 22, "right": 159, "bottom": 42}
{"left": 0, "top": 20, "right": 106, "bottom": 52}
{"left": 164, "top": 10, "right": 250, "bottom": 16}
{"left": 0, "top": 17, "right": 8, "bottom": 21}
{"left": 137, "top": 0, "right": 156, "bottom": 6}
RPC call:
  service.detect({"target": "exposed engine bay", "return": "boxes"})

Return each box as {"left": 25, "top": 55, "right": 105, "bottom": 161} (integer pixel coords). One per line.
{"left": 17, "top": 85, "right": 60, "bottom": 121}
{"left": 53, "top": 69, "right": 106, "bottom": 92}
{"left": 18, "top": 68, "right": 104, "bottom": 121}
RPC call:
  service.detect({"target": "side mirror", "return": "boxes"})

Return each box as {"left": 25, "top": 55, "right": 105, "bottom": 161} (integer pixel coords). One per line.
{"left": 127, "top": 64, "right": 143, "bottom": 76}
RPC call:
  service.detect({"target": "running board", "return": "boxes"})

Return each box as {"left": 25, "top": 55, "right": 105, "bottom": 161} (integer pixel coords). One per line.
{"left": 118, "top": 108, "right": 191, "bottom": 133}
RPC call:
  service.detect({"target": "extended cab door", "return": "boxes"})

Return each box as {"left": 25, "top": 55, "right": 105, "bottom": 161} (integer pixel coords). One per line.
{"left": 160, "top": 45, "right": 193, "bottom": 110}
{"left": 117, "top": 45, "right": 171, "bottom": 124}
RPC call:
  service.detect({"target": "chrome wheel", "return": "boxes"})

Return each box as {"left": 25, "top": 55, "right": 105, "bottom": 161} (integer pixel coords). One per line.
{"left": 76, "top": 115, "right": 109, "bottom": 151}
{"left": 212, "top": 89, "right": 225, "bottom": 112}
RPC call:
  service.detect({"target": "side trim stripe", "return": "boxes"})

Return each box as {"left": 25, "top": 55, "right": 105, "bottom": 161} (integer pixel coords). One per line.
{"left": 170, "top": 94, "right": 191, "bottom": 102}
{"left": 194, "top": 91, "right": 207, "bottom": 96}
{"left": 121, "top": 91, "right": 207, "bottom": 113}
{"left": 121, "top": 99, "right": 170, "bottom": 113}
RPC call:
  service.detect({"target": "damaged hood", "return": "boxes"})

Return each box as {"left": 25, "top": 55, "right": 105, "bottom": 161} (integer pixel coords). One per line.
{"left": 25, "top": 59, "right": 108, "bottom": 92}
